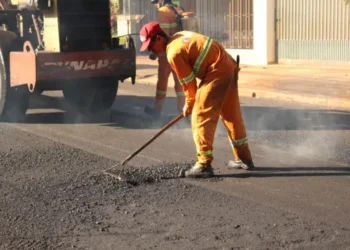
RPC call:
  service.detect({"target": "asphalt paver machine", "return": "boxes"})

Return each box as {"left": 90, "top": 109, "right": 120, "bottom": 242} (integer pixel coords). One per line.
{"left": 0, "top": 0, "right": 136, "bottom": 121}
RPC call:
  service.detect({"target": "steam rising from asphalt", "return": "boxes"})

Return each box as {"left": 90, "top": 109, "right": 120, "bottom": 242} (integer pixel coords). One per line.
{"left": 112, "top": 99, "right": 349, "bottom": 166}
{"left": 239, "top": 106, "right": 350, "bottom": 165}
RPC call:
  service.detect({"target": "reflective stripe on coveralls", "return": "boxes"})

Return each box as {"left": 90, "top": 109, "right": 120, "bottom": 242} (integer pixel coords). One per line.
{"left": 197, "top": 149, "right": 213, "bottom": 156}
{"left": 179, "top": 72, "right": 195, "bottom": 85}
{"left": 193, "top": 38, "right": 213, "bottom": 75}
{"left": 178, "top": 38, "right": 213, "bottom": 85}
{"left": 231, "top": 137, "right": 248, "bottom": 146}
{"left": 158, "top": 5, "right": 183, "bottom": 36}
{"left": 166, "top": 31, "right": 253, "bottom": 166}
{"left": 156, "top": 89, "right": 185, "bottom": 97}
{"left": 159, "top": 22, "right": 178, "bottom": 29}
{"left": 156, "top": 89, "right": 167, "bottom": 96}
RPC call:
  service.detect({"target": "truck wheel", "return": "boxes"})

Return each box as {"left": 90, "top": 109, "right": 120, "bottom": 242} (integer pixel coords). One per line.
{"left": 0, "top": 31, "right": 30, "bottom": 122}
{"left": 62, "top": 77, "right": 118, "bottom": 114}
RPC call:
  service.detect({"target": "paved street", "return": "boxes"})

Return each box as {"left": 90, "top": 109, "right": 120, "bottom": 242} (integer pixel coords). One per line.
{"left": 0, "top": 82, "right": 349, "bottom": 249}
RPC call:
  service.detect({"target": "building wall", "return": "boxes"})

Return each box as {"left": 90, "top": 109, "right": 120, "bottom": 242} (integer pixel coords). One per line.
{"left": 178, "top": 0, "right": 273, "bottom": 65}
{"left": 276, "top": 0, "right": 350, "bottom": 64}
{"left": 180, "top": 0, "right": 274, "bottom": 65}
{"left": 115, "top": 0, "right": 276, "bottom": 65}
{"left": 226, "top": 0, "right": 275, "bottom": 65}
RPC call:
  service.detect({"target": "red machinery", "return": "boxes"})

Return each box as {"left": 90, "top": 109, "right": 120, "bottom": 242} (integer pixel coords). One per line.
{"left": 0, "top": 0, "right": 136, "bottom": 121}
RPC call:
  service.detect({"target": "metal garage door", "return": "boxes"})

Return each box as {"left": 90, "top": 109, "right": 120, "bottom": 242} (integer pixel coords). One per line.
{"left": 276, "top": 0, "right": 350, "bottom": 63}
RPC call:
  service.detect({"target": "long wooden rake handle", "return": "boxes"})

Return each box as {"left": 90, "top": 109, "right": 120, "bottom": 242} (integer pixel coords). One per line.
{"left": 121, "top": 113, "right": 184, "bottom": 165}
{"left": 103, "top": 113, "right": 184, "bottom": 175}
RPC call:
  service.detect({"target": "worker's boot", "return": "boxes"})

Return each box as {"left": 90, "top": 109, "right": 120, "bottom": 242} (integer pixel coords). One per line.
{"left": 144, "top": 106, "right": 161, "bottom": 118}
{"left": 228, "top": 160, "right": 255, "bottom": 170}
{"left": 185, "top": 164, "right": 214, "bottom": 178}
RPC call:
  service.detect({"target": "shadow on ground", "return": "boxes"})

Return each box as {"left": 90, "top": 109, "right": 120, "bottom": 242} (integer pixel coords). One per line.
{"left": 216, "top": 166, "right": 350, "bottom": 179}
{"left": 2, "top": 93, "right": 350, "bottom": 131}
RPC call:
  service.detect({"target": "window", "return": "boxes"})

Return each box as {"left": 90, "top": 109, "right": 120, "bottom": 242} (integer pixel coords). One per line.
{"left": 185, "top": 0, "right": 254, "bottom": 49}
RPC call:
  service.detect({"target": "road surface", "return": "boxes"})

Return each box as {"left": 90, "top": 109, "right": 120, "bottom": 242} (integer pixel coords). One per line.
{"left": 0, "top": 82, "right": 349, "bottom": 250}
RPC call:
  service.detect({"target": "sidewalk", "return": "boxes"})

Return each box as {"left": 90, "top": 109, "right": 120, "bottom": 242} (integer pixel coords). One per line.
{"left": 125, "top": 56, "right": 350, "bottom": 110}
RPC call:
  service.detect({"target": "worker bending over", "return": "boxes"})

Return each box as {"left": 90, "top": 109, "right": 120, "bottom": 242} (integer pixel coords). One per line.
{"left": 144, "top": 0, "right": 185, "bottom": 118}
{"left": 139, "top": 22, "right": 255, "bottom": 178}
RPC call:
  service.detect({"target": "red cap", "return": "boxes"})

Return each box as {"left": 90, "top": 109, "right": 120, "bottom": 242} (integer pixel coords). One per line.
{"left": 139, "top": 22, "right": 162, "bottom": 52}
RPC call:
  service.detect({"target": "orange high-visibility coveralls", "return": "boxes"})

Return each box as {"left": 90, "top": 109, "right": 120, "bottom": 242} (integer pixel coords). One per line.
{"left": 166, "top": 31, "right": 253, "bottom": 166}
{"left": 153, "top": 4, "right": 185, "bottom": 112}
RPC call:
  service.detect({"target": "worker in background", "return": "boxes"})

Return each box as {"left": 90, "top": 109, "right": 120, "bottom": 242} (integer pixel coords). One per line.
{"left": 139, "top": 22, "right": 255, "bottom": 178}
{"left": 144, "top": 0, "right": 185, "bottom": 118}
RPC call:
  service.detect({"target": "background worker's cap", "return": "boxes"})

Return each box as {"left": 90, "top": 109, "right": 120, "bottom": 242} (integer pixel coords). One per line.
{"left": 139, "top": 22, "right": 162, "bottom": 52}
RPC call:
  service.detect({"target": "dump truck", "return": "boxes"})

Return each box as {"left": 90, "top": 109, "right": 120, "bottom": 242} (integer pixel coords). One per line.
{"left": 0, "top": 0, "right": 136, "bottom": 121}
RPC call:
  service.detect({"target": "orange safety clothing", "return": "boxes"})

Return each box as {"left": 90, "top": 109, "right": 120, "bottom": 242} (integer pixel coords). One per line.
{"left": 166, "top": 31, "right": 253, "bottom": 166}
{"left": 154, "top": 54, "right": 185, "bottom": 112}
{"left": 152, "top": 3, "right": 185, "bottom": 112}
{"left": 158, "top": 4, "right": 183, "bottom": 36}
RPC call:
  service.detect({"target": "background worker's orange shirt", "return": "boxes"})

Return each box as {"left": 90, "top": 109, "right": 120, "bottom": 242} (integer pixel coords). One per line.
{"left": 166, "top": 31, "right": 236, "bottom": 105}
{"left": 158, "top": 4, "right": 183, "bottom": 36}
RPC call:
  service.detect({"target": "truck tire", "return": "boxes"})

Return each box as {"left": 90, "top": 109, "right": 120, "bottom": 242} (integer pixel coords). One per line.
{"left": 0, "top": 31, "right": 30, "bottom": 122}
{"left": 62, "top": 77, "right": 118, "bottom": 114}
